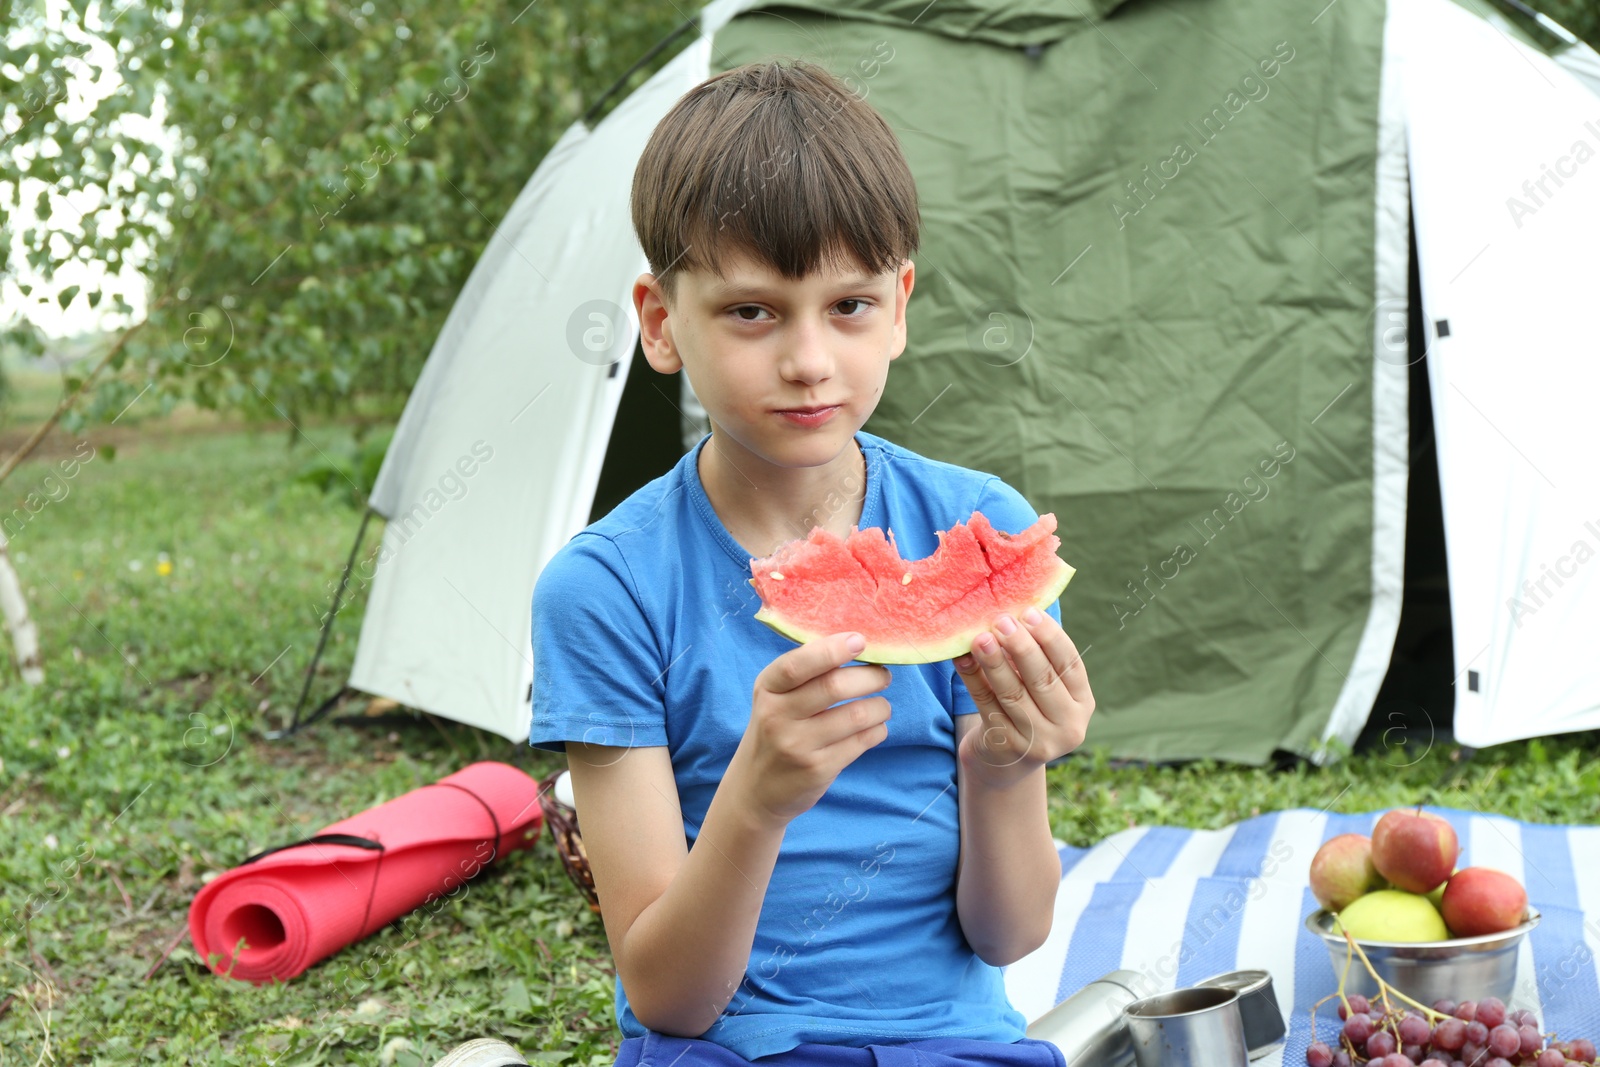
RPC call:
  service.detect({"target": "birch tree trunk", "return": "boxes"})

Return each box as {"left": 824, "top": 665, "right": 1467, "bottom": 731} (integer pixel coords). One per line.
{"left": 0, "top": 526, "right": 44, "bottom": 685}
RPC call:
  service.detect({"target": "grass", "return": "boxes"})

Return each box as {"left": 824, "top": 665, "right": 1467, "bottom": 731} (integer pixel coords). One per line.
{"left": 0, "top": 404, "right": 1596, "bottom": 1064}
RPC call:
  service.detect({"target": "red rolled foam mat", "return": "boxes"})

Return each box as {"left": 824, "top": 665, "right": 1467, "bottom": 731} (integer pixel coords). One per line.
{"left": 189, "top": 761, "right": 545, "bottom": 983}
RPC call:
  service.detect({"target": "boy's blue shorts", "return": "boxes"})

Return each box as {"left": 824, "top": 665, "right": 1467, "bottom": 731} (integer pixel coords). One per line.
{"left": 615, "top": 1033, "right": 1068, "bottom": 1067}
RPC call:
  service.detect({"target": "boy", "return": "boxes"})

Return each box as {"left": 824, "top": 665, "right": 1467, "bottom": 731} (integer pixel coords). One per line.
{"left": 525, "top": 59, "right": 1095, "bottom": 1067}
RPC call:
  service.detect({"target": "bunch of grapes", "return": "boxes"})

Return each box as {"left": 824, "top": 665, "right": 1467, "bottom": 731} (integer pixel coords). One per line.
{"left": 1306, "top": 996, "right": 1599, "bottom": 1067}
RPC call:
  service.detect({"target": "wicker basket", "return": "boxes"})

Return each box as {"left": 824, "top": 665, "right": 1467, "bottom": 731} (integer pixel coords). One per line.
{"left": 538, "top": 769, "right": 601, "bottom": 915}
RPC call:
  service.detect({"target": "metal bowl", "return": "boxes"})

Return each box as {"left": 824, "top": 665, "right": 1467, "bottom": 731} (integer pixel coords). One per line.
{"left": 1304, "top": 907, "right": 1541, "bottom": 1003}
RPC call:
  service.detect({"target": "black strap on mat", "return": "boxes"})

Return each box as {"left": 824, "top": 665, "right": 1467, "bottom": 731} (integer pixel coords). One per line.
{"left": 431, "top": 780, "right": 503, "bottom": 869}
{"left": 233, "top": 782, "right": 503, "bottom": 940}
{"left": 240, "top": 833, "right": 385, "bottom": 865}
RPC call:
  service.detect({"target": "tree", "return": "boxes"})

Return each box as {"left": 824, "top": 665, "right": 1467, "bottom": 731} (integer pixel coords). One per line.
{"left": 0, "top": 0, "right": 686, "bottom": 683}
{"left": 1, "top": 0, "right": 686, "bottom": 439}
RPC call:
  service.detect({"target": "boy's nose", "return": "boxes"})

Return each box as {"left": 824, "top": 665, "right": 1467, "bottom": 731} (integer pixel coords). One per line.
{"left": 778, "top": 317, "right": 834, "bottom": 384}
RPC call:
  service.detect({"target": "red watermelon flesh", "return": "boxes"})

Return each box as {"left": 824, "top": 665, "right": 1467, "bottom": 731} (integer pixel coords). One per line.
{"left": 746, "top": 511, "right": 1075, "bottom": 664}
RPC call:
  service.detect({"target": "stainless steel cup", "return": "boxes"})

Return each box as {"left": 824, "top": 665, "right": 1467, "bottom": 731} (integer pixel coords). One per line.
{"left": 1195, "top": 970, "right": 1285, "bottom": 1061}
{"left": 1026, "top": 969, "right": 1144, "bottom": 1067}
{"left": 1123, "top": 986, "right": 1250, "bottom": 1067}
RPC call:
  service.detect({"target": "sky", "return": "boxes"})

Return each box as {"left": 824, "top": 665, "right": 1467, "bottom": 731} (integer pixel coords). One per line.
{"left": 1, "top": 0, "right": 178, "bottom": 341}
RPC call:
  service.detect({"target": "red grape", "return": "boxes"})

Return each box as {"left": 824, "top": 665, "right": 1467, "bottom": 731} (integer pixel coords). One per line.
{"left": 1435, "top": 1019, "right": 1469, "bottom": 1052}
{"left": 1434, "top": 999, "right": 1460, "bottom": 1014}
{"left": 1489, "top": 1026, "right": 1521, "bottom": 1058}
{"left": 1403, "top": 1017, "right": 1434, "bottom": 1045}
{"left": 1469, "top": 1023, "right": 1491, "bottom": 1046}
{"left": 1370, "top": 1032, "right": 1400, "bottom": 1059}
{"left": 1571, "top": 1040, "right": 1596, "bottom": 1065}
{"left": 1487, "top": 1058, "right": 1514, "bottom": 1067}
{"left": 1520, "top": 1026, "right": 1543, "bottom": 1057}
{"left": 1309, "top": 1041, "right": 1335, "bottom": 1067}
{"left": 1536, "top": 1051, "right": 1565, "bottom": 1067}
{"left": 1393, "top": 1057, "right": 1417, "bottom": 1067}
{"left": 1458, "top": 1003, "right": 1480, "bottom": 1022}
{"left": 1347, "top": 994, "right": 1372, "bottom": 1015}
{"left": 1478, "top": 1000, "right": 1508, "bottom": 1029}
{"left": 1463, "top": 1042, "right": 1488, "bottom": 1067}
{"left": 1406, "top": 1044, "right": 1427, "bottom": 1062}
{"left": 1422, "top": 1060, "right": 1452, "bottom": 1067}
{"left": 1334, "top": 1052, "right": 1353, "bottom": 1067}
{"left": 1346, "top": 1014, "right": 1376, "bottom": 1045}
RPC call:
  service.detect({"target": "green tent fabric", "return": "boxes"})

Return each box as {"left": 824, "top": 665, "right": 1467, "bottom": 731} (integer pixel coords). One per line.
{"left": 739, "top": 0, "right": 1136, "bottom": 48}
{"left": 711, "top": 0, "right": 1387, "bottom": 764}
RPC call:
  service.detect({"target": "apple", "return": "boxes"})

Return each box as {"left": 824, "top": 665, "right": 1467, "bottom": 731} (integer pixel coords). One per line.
{"left": 1335, "top": 889, "right": 1451, "bottom": 942}
{"left": 1427, "top": 868, "right": 1457, "bottom": 910}
{"left": 1441, "top": 867, "right": 1528, "bottom": 936}
{"left": 1311, "top": 833, "right": 1387, "bottom": 912}
{"left": 1372, "top": 808, "right": 1459, "bottom": 895}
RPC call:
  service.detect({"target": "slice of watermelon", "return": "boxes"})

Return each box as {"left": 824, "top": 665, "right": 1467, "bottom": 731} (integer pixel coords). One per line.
{"left": 746, "top": 511, "right": 1076, "bottom": 664}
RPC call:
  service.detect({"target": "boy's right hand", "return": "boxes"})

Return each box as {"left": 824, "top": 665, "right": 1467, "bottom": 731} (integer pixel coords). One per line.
{"left": 731, "top": 632, "right": 892, "bottom": 829}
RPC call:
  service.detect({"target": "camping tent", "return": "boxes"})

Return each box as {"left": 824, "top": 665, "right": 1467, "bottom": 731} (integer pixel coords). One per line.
{"left": 327, "top": 0, "right": 1600, "bottom": 762}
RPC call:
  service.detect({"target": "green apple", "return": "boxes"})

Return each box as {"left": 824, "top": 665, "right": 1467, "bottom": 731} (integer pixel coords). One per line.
{"left": 1334, "top": 889, "right": 1450, "bottom": 942}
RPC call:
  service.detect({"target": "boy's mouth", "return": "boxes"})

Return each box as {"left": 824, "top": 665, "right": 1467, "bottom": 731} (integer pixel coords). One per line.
{"left": 773, "top": 403, "right": 842, "bottom": 426}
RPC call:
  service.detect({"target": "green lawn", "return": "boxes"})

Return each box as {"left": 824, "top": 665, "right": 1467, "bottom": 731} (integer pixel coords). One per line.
{"left": 1, "top": 416, "right": 1596, "bottom": 1064}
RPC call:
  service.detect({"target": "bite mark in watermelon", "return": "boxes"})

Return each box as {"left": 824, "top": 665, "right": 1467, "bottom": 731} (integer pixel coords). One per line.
{"left": 746, "top": 511, "right": 1075, "bottom": 664}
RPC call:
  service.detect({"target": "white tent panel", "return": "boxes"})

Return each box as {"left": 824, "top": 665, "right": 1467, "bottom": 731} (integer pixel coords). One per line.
{"left": 1403, "top": 0, "right": 1600, "bottom": 747}
{"left": 1317, "top": 0, "right": 1412, "bottom": 757}
{"left": 347, "top": 36, "right": 716, "bottom": 740}
{"left": 1555, "top": 40, "right": 1600, "bottom": 100}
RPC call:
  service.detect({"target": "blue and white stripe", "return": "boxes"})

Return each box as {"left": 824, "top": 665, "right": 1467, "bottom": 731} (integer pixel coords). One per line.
{"left": 1005, "top": 806, "right": 1600, "bottom": 1063}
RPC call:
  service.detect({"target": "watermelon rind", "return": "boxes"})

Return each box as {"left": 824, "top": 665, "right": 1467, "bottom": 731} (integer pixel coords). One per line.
{"left": 752, "top": 560, "right": 1076, "bottom": 665}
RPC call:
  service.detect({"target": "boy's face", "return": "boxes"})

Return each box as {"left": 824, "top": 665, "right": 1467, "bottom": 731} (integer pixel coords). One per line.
{"left": 634, "top": 246, "right": 915, "bottom": 471}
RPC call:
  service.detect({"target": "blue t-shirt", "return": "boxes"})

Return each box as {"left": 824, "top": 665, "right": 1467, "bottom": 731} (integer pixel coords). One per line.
{"left": 529, "top": 429, "right": 1064, "bottom": 1061}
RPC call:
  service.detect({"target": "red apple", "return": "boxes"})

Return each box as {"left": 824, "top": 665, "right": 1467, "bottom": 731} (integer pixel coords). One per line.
{"left": 1310, "top": 833, "right": 1387, "bottom": 911}
{"left": 1441, "top": 867, "right": 1528, "bottom": 936}
{"left": 1372, "top": 808, "right": 1459, "bottom": 894}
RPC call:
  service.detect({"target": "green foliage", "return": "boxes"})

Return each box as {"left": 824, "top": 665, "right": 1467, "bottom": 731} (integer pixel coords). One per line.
{"left": 0, "top": 0, "right": 686, "bottom": 429}
{"left": 0, "top": 425, "right": 612, "bottom": 1063}
{"left": 293, "top": 425, "right": 394, "bottom": 508}
{"left": 1045, "top": 741, "right": 1600, "bottom": 848}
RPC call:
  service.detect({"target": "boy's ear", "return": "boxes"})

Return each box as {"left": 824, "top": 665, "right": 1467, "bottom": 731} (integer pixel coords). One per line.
{"left": 634, "top": 272, "right": 682, "bottom": 374}
{"left": 888, "top": 257, "right": 916, "bottom": 361}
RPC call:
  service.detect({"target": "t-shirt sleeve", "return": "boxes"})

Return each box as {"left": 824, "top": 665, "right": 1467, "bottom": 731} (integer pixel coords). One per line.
{"left": 529, "top": 533, "right": 670, "bottom": 754}
{"left": 949, "top": 476, "right": 1065, "bottom": 721}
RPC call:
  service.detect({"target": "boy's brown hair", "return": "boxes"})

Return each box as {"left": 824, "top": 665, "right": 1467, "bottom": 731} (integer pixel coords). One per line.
{"left": 630, "top": 58, "right": 921, "bottom": 306}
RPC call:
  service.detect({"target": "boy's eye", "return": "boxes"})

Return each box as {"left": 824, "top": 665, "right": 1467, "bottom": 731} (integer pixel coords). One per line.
{"left": 728, "top": 301, "right": 872, "bottom": 322}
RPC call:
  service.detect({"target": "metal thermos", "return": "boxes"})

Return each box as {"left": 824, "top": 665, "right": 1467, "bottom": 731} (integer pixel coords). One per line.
{"left": 1024, "top": 969, "right": 1144, "bottom": 1067}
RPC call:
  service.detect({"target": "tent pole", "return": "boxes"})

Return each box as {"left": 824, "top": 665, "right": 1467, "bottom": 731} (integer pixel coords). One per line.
{"left": 1485, "top": 0, "right": 1579, "bottom": 45}
{"left": 579, "top": 14, "right": 700, "bottom": 128}
{"left": 271, "top": 506, "right": 376, "bottom": 739}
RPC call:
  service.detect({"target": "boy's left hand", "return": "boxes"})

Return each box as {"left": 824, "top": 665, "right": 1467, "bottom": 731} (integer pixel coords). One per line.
{"left": 953, "top": 607, "right": 1095, "bottom": 788}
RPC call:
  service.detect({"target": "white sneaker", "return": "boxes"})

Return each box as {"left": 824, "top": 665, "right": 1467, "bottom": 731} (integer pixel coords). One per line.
{"left": 429, "top": 1038, "right": 530, "bottom": 1067}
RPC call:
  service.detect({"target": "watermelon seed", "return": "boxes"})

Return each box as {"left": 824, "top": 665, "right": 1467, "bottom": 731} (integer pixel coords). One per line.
{"left": 900, "top": 572, "right": 913, "bottom": 585}
{"left": 769, "top": 571, "right": 784, "bottom": 580}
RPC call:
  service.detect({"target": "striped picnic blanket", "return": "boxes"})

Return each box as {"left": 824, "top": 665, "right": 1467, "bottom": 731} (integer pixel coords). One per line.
{"left": 1004, "top": 806, "right": 1600, "bottom": 1063}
